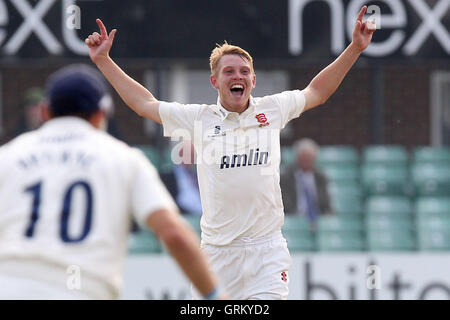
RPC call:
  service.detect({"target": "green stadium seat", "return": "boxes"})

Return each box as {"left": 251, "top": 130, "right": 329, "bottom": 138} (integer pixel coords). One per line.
{"left": 329, "top": 183, "right": 363, "bottom": 199}
{"left": 134, "top": 145, "right": 161, "bottom": 170}
{"left": 160, "top": 147, "right": 176, "bottom": 172}
{"left": 366, "top": 229, "right": 416, "bottom": 251}
{"left": 317, "top": 146, "right": 359, "bottom": 167}
{"left": 413, "top": 146, "right": 450, "bottom": 166}
{"left": 318, "top": 216, "right": 363, "bottom": 232}
{"left": 283, "top": 231, "right": 316, "bottom": 252}
{"left": 182, "top": 214, "right": 202, "bottom": 236}
{"left": 281, "top": 146, "right": 295, "bottom": 168}
{"left": 362, "top": 145, "right": 409, "bottom": 166}
{"left": 365, "top": 197, "right": 414, "bottom": 247}
{"left": 415, "top": 197, "right": 450, "bottom": 217}
{"left": 317, "top": 216, "right": 368, "bottom": 251}
{"left": 366, "top": 215, "right": 414, "bottom": 231}
{"left": 365, "top": 196, "right": 413, "bottom": 218}
{"left": 317, "top": 231, "right": 365, "bottom": 251}
{"left": 361, "top": 165, "right": 410, "bottom": 196}
{"left": 415, "top": 197, "right": 450, "bottom": 251}
{"left": 321, "top": 165, "right": 359, "bottom": 183}
{"left": 282, "top": 215, "right": 315, "bottom": 251}
{"left": 417, "top": 229, "right": 450, "bottom": 251}
{"left": 128, "top": 230, "right": 162, "bottom": 254}
{"left": 283, "top": 215, "right": 311, "bottom": 232}
{"left": 411, "top": 164, "right": 450, "bottom": 196}
{"left": 331, "top": 197, "right": 363, "bottom": 218}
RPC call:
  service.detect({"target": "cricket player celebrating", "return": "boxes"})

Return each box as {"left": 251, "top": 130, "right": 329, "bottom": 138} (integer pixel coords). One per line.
{"left": 85, "top": 6, "right": 375, "bottom": 299}
{"left": 0, "top": 65, "right": 224, "bottom": 300}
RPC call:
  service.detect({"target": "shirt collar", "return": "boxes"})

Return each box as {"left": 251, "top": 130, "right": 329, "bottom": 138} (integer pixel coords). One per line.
{"left": 214, "top": 96, "right": 256, "bottom": 121}
{"left": 42, "top": 116, "right": 94, "bottom": 131}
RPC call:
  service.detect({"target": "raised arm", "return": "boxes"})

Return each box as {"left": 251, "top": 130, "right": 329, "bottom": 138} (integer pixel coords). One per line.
{"left": 302, "top": 6, "right": 376, "bottom": 112}
{"left": 85, "top": 19, "right": 162, "bottom": 124}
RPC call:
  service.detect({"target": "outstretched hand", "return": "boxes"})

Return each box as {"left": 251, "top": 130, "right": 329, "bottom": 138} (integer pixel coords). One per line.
{"left": 85, "top": 19, "right": 117, "bottom": 64}
{"left": 352, "top": 6, "right": 376, "bottom": 52}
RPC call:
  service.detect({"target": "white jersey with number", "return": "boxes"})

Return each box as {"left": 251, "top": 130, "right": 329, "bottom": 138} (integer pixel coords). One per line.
{"left": 159, "top": 90, "right": 306, "bottom": 245}
{"left": 0, "top": 117, "right": 176, "bottom": 299}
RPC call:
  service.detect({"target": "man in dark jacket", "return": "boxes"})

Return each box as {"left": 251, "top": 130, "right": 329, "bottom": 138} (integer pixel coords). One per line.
{"left": 281, "top": 139, "right": 333, "bottom": 229}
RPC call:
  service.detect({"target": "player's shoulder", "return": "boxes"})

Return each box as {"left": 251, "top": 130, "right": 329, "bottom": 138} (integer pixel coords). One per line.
{"left": 0, "top": 131, "right": 37, "bottom": 156}
{"left": 94, "top": 130, "right": 133, "bottom": 153}
{"left": 161, "top": 100, "right": 215, "bottom": 117}
{"left": 255, "top": 89, "right": 303, "bottom": 104}
{"left": 94, "top": 130, "right": 149, "bottom": 163}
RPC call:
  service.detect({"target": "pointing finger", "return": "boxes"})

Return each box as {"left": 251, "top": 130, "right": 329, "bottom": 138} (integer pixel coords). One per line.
{"left": 96, "top": 18, "right": 108, "bottom": 38}
{"left": 356, "top": 6, "right": 367, "bottom": 23}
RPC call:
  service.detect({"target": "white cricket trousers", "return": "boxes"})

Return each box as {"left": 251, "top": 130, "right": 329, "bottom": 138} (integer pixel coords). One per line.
{"left": 192, "top": 231, "right": 292, "bottom": 300}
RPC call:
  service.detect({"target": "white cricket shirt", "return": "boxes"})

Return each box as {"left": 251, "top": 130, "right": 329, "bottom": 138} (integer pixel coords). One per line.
{"left": 0, "top": 117, "right": 176, "bottom": 298}
{"left": 159, "top": 90, "right": 306, "bottom": 245}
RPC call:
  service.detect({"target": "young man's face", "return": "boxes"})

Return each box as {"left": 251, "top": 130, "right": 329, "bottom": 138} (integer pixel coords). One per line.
{"left": 210, "top": 54, "right": 256, "bottom": 113}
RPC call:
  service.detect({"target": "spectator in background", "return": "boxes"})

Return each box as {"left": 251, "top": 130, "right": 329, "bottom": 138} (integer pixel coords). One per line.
{"left": 281, "top": 138, "right": 333, "bottom": 229}
{"left": 160, "top": 140, "right": 202, "bottom": 216}
{"left": 15, "top": 87, "right": 45, "bottom": 136}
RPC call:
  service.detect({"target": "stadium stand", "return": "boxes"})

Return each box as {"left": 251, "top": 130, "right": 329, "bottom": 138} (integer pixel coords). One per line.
{"left": 411, "top": 163, "right": 450, "bottom": 197}
{"left": 361, "top": 164, "right": 410, "bottom": 196}
{"left": 317, "top": 145, "right": 359, "bottom": 168}
{"left": 412, "top": 147, "right": 450, "bottom": 166}
{"left": 129, "top": 144, "right": 450, "bottom": 253}
{"left": 182, "top": 214, "right": 202, "bottom": 237}
{"left": 366, "top": 229, "right": 416, "bottom": 251}
{"left": 415, "top": 197, "right": 450, "bottom": 251}
{"left": 362, "top": 145, "right": 409, "bottom": 167}
{"left": 282, "top": 215, "right": 315, "bottom": 252}
{"left": 128, "top": 230, "right": 162, "bottom": 254}
{"left": 316, "top": 216, "right": 365, "bottom": 251}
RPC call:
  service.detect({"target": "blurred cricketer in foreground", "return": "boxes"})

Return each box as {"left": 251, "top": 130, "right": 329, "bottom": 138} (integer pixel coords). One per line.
{"left": 0, "top": 64, "right": 225, "bottom": 300}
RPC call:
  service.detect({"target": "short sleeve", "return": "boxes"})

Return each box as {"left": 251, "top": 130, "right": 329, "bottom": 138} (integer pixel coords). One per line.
{"left": 130, "top": 148, "right": 178, "bottom": 229}
{"left": 272, "top": 90, "right": 306, "bottom": 129}
{"left": 159, "top": 101, "right": 202, "bottom": 139}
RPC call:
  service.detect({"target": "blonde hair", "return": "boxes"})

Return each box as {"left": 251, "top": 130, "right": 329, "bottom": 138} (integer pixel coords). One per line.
{"left": 209, "top": 41, "right": 254, "bottom": 76}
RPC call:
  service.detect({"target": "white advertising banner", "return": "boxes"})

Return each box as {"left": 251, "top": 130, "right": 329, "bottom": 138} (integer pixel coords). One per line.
{"left": 120, "top": 253, "right": 450, "bottom": 300}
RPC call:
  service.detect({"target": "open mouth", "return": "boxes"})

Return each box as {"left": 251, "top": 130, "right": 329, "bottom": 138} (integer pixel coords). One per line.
{"left": 230, "top": 84, "right": 244, "bottom": 97}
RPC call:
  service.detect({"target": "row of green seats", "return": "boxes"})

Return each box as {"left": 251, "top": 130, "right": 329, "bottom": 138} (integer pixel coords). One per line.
{"left": 129, "top": 209, "right": 450, "bottom": 253}
{"left": 281, "top": 145, "right": 450, "bottom": 167}
{"left": 282, "top": 206, "right": 450, "bottom": 252}
{"left": 323, "top": 163, "right": 450, "bottom": 197}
